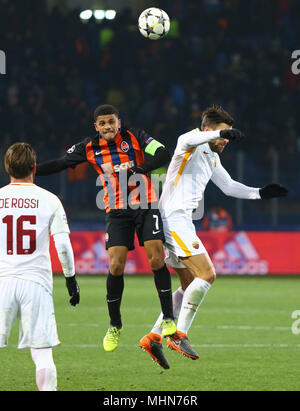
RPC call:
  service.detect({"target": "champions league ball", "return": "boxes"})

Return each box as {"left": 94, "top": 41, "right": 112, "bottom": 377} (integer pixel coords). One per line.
{"left": 138, "top": 8, "right": 170, "bottom": 40}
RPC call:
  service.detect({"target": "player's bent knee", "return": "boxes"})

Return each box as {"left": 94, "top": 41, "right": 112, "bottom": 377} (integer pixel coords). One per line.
{"left": 205, "top": 267, "right": 216, "bottom": 284}
{"left": 109, "top": 260, "right": 126, "bottom": 275}
{"left": 148, "top": 254, "right": 165, "bottom": 271}
{"left": 195, "top": 266, "right": 216, "bottom": 284}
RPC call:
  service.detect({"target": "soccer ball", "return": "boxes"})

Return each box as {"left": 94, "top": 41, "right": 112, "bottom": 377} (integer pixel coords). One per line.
{"left": 138, "top": 8, "right": 170, "bottom": 40}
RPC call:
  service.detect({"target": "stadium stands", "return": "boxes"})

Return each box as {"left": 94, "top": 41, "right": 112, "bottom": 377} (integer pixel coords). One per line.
{"left": 1, "top": 0, "right": 299, "bottom": 227}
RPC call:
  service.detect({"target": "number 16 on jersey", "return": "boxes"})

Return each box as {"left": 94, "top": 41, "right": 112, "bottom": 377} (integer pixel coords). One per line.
{"left": 2, "top": 215, "right": 37, "bottom": 255}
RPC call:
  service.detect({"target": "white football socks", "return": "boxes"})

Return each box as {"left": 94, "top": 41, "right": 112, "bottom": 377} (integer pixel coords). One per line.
{"left": 151, "top": 287, "right": 184, "bottom": 336}
{"left": 31, "top": 348, "right": 57, "bottom": 391}
{"left": 176, "top": 277, "right": 211, "bottom": 335}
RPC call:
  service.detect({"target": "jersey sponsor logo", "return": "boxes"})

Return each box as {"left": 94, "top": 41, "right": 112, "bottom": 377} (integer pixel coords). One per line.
{"left": 67, "top": 145, "right": 76, "bottom": 154}
{"left": 113, "top": 160, "right": 135, "bottom": 173}
{"left": 203, "top": 151, "right": 210, "bottom": 155}
{"left": 120, "top": 141, "right": 130, "bottom": 153}
{"left": 101, "top": 160, "right": 135, "bottom": 174}
{"left": 152, "top": 229, "right": 161, "bottom": 235}
{"left": 95, "top": 151, "right": 102, "bottom": 156}
{"left": 192, "top": 242, "right": 199, "bottom": 249}
{"left": 101, "top": 163, "right": 114, "bottom": 174}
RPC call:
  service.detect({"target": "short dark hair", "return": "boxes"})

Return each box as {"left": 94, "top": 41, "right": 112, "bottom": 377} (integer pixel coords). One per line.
{"left": 5, "top": 143, "right": 36, "bottom": 179}
{"left": 94, "top": 104, "right": 119, "bottom": 121}
{"left": 201, "top": 105, "right": 234, "bottom": 130}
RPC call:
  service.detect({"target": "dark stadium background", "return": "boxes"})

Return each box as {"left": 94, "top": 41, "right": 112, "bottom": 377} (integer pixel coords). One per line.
{"left": 1, "top": 0, "right": 299, "bottom": 273}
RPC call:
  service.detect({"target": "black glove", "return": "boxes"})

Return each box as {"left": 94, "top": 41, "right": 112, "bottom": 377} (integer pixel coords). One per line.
{"left": 65, "top": 276, "right": 80, "bottom": 306}
{"left": 127, "top": 165, "right": 147, "bottom": 177}
{"left": 259, "top": 184, "right": 288, "bottom": 199}
{"left": 220, "top": 128, "right": 245, "bottom": 141}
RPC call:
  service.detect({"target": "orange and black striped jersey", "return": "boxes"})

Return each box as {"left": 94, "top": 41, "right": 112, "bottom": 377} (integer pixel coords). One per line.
{"left": 63, "top": 128, "right": 159, "bottom": 212}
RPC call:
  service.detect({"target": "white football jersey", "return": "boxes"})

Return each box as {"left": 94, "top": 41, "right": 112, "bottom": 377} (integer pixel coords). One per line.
{"left": 0, "top": 183, "right": 70, "bottom": 294}
{"left": 159, "top": 128, "right": 260, "bottom": 219}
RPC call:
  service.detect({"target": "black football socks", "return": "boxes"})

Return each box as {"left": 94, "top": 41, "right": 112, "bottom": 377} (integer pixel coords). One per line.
{"left": 106, "top": 272, "right": 124, "bottom": 329}
{"left": 153, "top": 264, "right": 174, "bottom": 320}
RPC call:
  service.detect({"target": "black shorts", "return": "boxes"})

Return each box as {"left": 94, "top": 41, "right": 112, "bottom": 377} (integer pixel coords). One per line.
{"left": 105, "top": 208, "right": 165, "bottom": 250}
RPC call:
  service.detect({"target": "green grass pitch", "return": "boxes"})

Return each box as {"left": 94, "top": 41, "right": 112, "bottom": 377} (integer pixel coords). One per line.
{"left": 0, "top": 275, "right": 300, "bottom": 391}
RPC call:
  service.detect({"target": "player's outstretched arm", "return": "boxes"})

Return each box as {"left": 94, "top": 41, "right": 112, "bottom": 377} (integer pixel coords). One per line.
{"left": 53, "top": 232, "right": 80, "bottom": 306}
{"left": 36, "top": 157, "right": 69, "bottom": 176}
{"left": 178, "top": 127, "right": 244, "bottom": 152}
{"left": 36, "top": 140, "right": 88, "bottom": 176}
{"left": 212, "top": 161, "right": 288, "bottom": 200}
{"left": 179, "top": 129, "right": 222, "bottom": 151}
{"left": 211, "top": 160, "right": 261, "bottom": 199}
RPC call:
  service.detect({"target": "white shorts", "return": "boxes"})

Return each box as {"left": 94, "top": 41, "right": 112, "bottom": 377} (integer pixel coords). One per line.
{"left": 0, "top": 277, "right": 60, "bottom": 349}
{"left": 162, "top": 213, "right": 207, "bottom": 269}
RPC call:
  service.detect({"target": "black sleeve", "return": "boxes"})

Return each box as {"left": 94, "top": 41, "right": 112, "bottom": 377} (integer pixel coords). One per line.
{"left": 139, "top": 147, "right": 171, "bottom": 173}
{"left": 127, "top": 128, "right": 171, "bottom": 173}
{"left": 129, "top": 127, "right": 152, "bottom": 151}
{"left": 36, "top": 157, "right": 69, "bottom": 176}
{"left": 36, "top": 140, "right": 88, "bottom": 176}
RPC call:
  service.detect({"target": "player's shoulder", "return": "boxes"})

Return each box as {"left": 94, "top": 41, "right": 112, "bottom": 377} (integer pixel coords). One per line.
{"left": 31, "top": 184, "right": 63, "bottom": 208}
{"left": 126, "top": 127, "right": 152, "bottom": 143}
{"left": 175, "top": 128, "right": 198, "bottom": 152}
{"left": 0, "top": 184, "right": 12, "bottom": 196}
{"left": 126, "top": 126, "right": 145, "bottom": 135}
{"left": 66, "top": 136, "right": 94, "bottom": 154}
{"left": 0, "top": 183, "right": 63, "bottom": 210}
{"left": 177, "top": 128, "right": 199, "bottom": 142}
{"left": 0, "top": 184, "right": 10, "bottom": 191}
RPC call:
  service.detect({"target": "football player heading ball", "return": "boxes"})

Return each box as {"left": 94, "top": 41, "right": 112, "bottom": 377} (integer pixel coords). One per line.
{"left": 36, "top": 104, "right": 177, "bottom": 352}
{"left": 140, "top": 105, "right": 288, "bottom": 369}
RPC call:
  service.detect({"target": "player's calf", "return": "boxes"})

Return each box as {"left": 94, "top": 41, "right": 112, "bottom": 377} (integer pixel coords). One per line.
{"left": 31, "top": 348, "right": 57, "bottom": 391}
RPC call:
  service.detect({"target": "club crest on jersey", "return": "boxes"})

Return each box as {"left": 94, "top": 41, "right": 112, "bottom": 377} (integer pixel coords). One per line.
{"left": 192, "top": 242, "right": 200, "bottom": 249}
{"left": 120, "top": 141, "right": 129, "bottom": 153}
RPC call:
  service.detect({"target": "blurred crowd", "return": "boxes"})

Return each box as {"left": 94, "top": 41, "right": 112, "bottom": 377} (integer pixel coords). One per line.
{"left": 0, "top": 0, "right": 299, "bottom": 223}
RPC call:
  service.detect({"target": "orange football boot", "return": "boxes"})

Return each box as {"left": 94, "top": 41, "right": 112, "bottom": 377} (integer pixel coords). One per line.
{"left": 139, "top": 333, "right": 170, "bottom": 369}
